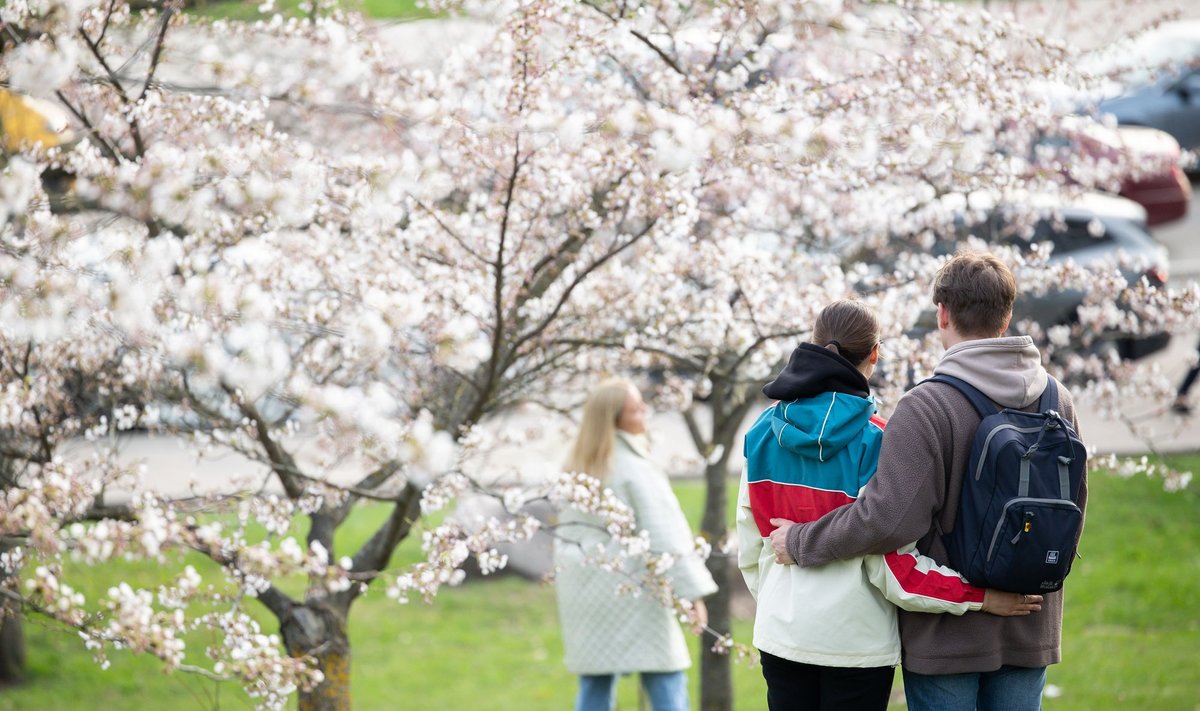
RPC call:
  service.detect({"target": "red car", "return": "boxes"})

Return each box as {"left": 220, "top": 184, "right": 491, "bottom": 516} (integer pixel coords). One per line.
{"left": 1057, "top": 119, "right": 1191, "bottom": 227}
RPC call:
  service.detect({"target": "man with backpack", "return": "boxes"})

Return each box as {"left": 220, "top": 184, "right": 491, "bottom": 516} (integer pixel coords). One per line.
{"left": 768, "top": 252, "right": 1087, "bottom": 711}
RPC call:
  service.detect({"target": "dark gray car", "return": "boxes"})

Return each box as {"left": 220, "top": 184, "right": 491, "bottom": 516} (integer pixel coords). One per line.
{"left": 986, "top": 196, "right": 1170, "bottom": 360}
{"left": 1099, "top": 65, "right": 1200, "bottom": 154}
{"left": 904, "top": 194, "right": 1171, "bottom": 361}
{"left": 1090, "top": 20, "right": 1200, "bottom": 157}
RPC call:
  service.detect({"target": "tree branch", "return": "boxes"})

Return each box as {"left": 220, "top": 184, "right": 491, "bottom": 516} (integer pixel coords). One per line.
{"left": 137, "top": 6, "right": 175, "bottom": 103}
{"left": 77, "top": 27, "right": 146, "bottom": 157}
{"left": 579, "top": 0, "right": 687, "bottom": 77}
{"left": 335, "top": 481, "right": 422, "bottom": 608}
{"left": 683, "top": 406, "right": 709, "bottom": 454}
{"left": 256, "top": 584, "right": 296, "bottom": 622}
{"left": 221, "top": 384, "right": 306, "bottom": 500}
{"left": 53, "top": 91, "right": 122, "bottom": 164}
{"left": 331, "top": 460, "right": 402, "bottom": 527}
{"left": 183, "top": 529, "right": 297, "bottom": 621}
{"left": 507, "top": 220, "right": 658, "bottom": 362}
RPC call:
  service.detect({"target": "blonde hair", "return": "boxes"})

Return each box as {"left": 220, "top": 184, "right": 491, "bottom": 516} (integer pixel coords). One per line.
{"left": 564, "top": 378, "right": 635, "bottom": 478}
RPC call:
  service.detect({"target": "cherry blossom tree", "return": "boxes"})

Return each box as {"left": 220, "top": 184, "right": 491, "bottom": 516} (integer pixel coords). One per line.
{"left": 1, "top": 0, "right": 1196, "bottom": 709}
{"left": 498, "top": 1, "right": 1197, "bottom": 705}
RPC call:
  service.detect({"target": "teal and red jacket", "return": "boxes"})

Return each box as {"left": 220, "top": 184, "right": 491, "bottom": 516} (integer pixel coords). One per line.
{"left": 736, "top": 343, "right": 985, "bottom": 667}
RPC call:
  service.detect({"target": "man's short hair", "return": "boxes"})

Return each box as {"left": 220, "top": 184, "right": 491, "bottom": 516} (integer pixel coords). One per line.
{"left": 931, "top": 252, "right": 1017, "bottom": 338}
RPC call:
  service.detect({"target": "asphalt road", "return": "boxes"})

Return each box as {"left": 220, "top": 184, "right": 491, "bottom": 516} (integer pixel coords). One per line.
{"left": 1151, "top": 176, "right": 1200, "bottom": 280}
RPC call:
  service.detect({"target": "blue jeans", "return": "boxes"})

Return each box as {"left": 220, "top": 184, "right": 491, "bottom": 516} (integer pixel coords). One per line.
{"left": 575, "top": 671, "right": 689, "bottom": 711}
{"left": 902, "top": 665, "right": 1047, "bottom": 711}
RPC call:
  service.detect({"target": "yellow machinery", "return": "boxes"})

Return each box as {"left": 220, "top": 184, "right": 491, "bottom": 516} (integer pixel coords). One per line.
{"left": 0, "top": 88, "right": 77, "bottom": 154}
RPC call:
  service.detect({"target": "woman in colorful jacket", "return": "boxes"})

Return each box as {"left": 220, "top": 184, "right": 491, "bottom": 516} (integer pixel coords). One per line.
{"left": 737, "top": 300, "right": 1040, "bottom": 711}
{"left": 556, "top": 378, "right": 718, "bottom": 711}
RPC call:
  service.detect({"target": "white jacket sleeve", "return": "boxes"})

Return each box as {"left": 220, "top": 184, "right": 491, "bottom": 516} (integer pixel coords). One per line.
{"left": 863, "top": 542, "right": 985, "bottom": 615}
{"left": 735, "top": 465, "right": 763, "bottom": 601}
{"left": 615, "top": 460, "right": 717, "bottom": 601}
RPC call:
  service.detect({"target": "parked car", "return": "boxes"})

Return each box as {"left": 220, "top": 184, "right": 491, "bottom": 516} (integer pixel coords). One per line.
{"left": 1089, "top": 20, "right": 1200, "bottom": 158}
{"left": 1044, "top": 118, "right": 1192, "bottom": 227}
{"left": 905, "top": 193, "right": 1171, "bottom": 361}
{"left": 1006, "top": 194, "right": 1169, "bottom": 360}
{"left": 1099, "top": 67, "right": 1200, "bottom": 155}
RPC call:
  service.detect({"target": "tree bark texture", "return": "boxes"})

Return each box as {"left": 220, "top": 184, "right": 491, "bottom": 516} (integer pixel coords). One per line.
{"left": 0, "top": 454, "right": 25, "bottom": 686}
{"left": 280, "top": 602, "right": 351, "bottom": 711}
{"left": 0, "top": 611, "right": 25, "bottom": 686}
{"left": 699, "top": 458, "right": 733, "bottom": 711}
{"left": 695, "top": 371, "right": 761, "bottom": 711}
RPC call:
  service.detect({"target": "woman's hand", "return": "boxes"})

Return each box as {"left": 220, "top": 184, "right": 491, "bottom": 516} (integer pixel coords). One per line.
{"left": 982, "top": 590, "right": 1043, "bottom": 616}
{"left": 689, "top": 599, "right": 708, "bottom": 634}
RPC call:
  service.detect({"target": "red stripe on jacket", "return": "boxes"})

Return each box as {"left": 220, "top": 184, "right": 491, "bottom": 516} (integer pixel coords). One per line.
{"left": 748, "top": 481, "right": 855, "bottom": 538}
{"left": 883, "top": 550, "right": 986, "bottom": 603}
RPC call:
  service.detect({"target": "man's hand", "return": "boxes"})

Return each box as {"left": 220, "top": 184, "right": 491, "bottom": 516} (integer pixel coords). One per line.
{"left": 981, "top": 590, "right": 1043, "bottom": 616}
{"left": 768, "top": 517, "right": 797, "bottom": 565}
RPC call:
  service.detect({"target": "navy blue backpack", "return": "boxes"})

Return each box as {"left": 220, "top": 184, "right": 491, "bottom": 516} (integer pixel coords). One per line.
{"left": 929, "top": 374, "right": 1086, "bottom": 594}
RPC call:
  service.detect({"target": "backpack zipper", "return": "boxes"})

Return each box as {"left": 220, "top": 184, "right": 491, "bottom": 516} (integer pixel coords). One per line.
{"left": 986, "top": 496, "right": 1082, "bottom": 562}
{"left": 975, "top": 424, "right": 1050, "bottom": 480}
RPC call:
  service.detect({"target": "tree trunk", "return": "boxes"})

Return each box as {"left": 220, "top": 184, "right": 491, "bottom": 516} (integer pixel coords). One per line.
{"left": 699, "top": 445, "right": 733, "bottom": 711}
{"left": 0, "top": 475, "right": 24, "bottom": 687}
{"left": 280, "top": 602, "right": 351, "bottom": 711}
{"left": 696, "top": 456, "right": 729, "bottom": 711}
{"left": 0, "top": 611, "right": 24, "bottom": 686}
{"left": 694, "top": 371, "right": 760, "bottom": 711}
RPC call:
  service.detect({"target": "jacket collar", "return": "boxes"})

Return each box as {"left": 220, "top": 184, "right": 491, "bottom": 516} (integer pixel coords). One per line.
{"left": 615, "top": 430, "right": 651, "bottom": 459}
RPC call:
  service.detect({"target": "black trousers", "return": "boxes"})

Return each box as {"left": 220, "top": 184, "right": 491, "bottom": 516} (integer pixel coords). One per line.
{"left": 759, "top": 650, "right": 894, "bottom": 711}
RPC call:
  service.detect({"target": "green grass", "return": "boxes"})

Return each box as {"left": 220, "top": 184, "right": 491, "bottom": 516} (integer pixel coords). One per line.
{"left": 2, "top": 457, "right": 1198, "bottom": 710}
{"left": 188, "top": 0, "right": 432, "bottom": 21}
{"left": 1042, "top": 453, "right": 1200, "bottom": 710}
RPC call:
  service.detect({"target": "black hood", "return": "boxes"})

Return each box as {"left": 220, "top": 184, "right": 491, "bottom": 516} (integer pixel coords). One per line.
{"left": 762, "top": 342, "right": 870, "bottom": 401}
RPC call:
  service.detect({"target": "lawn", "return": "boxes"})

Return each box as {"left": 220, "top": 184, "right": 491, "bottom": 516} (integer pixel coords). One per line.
{"left": 189, "top": 0, "right": 432, "bottom": 21}
{"left": 1, "top": 455, "right": 1197, "bottom": 710}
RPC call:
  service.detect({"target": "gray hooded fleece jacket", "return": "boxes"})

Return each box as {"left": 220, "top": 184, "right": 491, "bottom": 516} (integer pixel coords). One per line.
{"left": 785, "top": 336, "right": 1087, "bottom": 674}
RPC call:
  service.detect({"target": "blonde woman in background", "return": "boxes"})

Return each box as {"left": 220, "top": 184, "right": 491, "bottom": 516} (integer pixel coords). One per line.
{"left": 555, "top": 378, "right": 718, "bottom": 711}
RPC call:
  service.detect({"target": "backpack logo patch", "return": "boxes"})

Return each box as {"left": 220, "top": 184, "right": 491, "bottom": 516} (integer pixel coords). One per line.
{"left": 1046, "top": 550, "right": 1060, "bottom": 564}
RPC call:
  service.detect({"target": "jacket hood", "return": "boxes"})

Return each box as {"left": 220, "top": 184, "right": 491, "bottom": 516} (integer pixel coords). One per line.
{"left": 763, "top": 343, "right": 871, "bottom": 401}
{"left": 771, "top": 392, "right": 876, "bottom": 462}
{"left": 934, "top": 336, "right": 1049, "bottom": 408}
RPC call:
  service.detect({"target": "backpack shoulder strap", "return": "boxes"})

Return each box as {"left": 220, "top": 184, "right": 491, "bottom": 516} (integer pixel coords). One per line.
{"left": 924, "top": 374, "right": 999, "bottom": 419}
{"left": 1037, "top": 376, "right": 1060, "bottom": 413}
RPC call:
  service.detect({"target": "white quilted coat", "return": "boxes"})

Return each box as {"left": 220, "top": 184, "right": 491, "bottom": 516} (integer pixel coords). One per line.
{"left": 555, "top": 432, "right": 718, "bottom": 675}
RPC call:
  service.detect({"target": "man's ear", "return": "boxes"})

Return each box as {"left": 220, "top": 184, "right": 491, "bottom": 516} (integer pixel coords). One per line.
{"left": 936, "top": 303, "right": 950, "bottom": 330}
{"left": 1001, "top": 312, "right": 1012, "bottom": 335}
